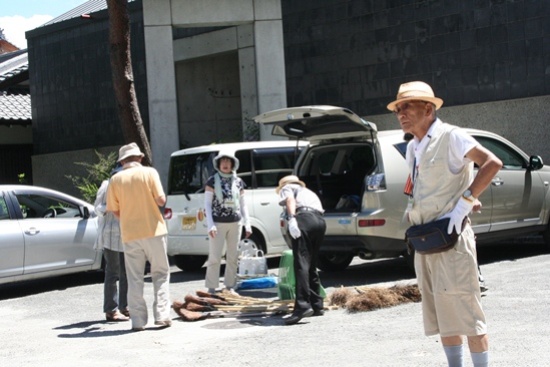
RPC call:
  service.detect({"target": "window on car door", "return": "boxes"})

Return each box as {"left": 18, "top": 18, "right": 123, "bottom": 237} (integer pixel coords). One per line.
{"left": 235, "top": 149, "right": 252, "bottom": 188}
{"left": 0, "top": 196, "right": 9, "bottom": 220}
{"left": 475, "top": 136, "right": 546, "bottom": 231}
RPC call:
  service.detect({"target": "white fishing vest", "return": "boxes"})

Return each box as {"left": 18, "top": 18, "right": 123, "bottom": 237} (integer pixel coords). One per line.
{"left": 407, "top": 122, "right": 474, "bottom": 225}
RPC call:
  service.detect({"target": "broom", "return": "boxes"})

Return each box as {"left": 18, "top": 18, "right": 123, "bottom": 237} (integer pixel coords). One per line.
{"left": 174, "top": 303, "right": 282, "bottom": 322}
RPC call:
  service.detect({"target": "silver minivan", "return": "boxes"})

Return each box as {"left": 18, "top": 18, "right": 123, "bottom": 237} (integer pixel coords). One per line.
{"left": 164, "top": 141, "right": 307, "bottom": 271}
{"left": 255, "top": 105, "right": 550, "bottom": 271}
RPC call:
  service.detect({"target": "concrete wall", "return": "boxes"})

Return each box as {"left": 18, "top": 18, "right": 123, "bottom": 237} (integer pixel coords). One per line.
{"left": 144, "top": 0, "right": 286, "bottom": 187}
{"left": 175, "top": 52, "right": 242, "bottom": 148}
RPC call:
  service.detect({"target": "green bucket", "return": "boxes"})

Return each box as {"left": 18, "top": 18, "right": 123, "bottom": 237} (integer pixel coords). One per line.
{"left": 277, "top": 250, "right": 326, "bottom": 300}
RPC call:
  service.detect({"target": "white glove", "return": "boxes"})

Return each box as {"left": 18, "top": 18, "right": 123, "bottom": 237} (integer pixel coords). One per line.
{"left": 440, "top": 197, "right": 474, "bottom": 235}
{"left": 288, "top": 217, "right": 301, "bottom": 239}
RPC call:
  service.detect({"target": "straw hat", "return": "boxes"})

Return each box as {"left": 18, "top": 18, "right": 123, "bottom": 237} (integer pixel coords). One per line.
{"left": 276, "top": 175, "right": 306, "bottom": 194}
{"left": 117, "top": 142, "right": 144, "bottom": 162}
{"left": 213, "top": 151, "right": 240, "bottom": 172}
{"left": 386, "top": 81, "right": 444, "bottom": 112}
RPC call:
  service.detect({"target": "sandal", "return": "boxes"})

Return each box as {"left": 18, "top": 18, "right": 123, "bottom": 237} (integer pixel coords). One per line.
{"left": 120, "top": 309, "right": 130, "bottom": 317}
{"left": 106, "top": 310, "right": 129, "bottom": 322}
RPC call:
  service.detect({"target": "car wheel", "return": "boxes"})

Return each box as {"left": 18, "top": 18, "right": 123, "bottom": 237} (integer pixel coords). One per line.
{"left": 172, "top": 255, "right": 207, "bottom": 272}
{"left": 317, "top": 253, "right": 353, "bottom": 272}
{"left": 542, "top": 222, "right": 550, "bottom": 250}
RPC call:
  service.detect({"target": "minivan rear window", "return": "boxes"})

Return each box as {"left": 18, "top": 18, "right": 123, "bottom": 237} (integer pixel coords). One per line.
{"left": 248, "top": 147, "right": 302, "bottom": 188}
{"left": 236, "top": 147, "right": 303, "bottom": 188}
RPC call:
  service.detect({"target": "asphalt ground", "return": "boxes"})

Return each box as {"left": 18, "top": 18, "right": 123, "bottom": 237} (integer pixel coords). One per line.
{"left": 1, "top": 239, "right": 549, "bottom": 367}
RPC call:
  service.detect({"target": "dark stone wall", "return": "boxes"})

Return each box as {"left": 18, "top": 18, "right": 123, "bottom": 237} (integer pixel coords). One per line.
{"left": 281, "top": 0, "right": 550, "bottom": 116}
{"left": 27, "top": 6, "right": 148, "bottom": 155}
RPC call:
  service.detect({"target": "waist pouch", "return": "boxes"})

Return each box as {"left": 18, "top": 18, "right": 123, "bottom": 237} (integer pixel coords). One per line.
{"left": 405, "top": 218, "right": 460, "bottom": 255}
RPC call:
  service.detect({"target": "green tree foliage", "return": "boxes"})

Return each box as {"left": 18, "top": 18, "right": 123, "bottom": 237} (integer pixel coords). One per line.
{"left": 66, "top": 151, "right": 118, "bottom": 202}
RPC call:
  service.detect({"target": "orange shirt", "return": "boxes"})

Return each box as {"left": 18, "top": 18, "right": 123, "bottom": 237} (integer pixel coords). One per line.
{"left": 107, "top": 164, "right": 167, "bottom": 243}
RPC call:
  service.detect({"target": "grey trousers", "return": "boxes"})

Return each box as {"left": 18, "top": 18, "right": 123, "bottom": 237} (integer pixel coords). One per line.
{"left": 103, "top": 248, "right": 128, "bottom": 313}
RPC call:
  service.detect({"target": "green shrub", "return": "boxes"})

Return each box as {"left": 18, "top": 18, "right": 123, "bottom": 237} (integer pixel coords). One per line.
{"left": 66, "top": 151, "right": 118, "bottom": 203}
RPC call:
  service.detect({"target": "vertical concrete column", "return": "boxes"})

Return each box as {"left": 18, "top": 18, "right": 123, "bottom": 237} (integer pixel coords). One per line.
{"left": 254, "top": 18, "right": 287, "bottom": 140}
{"left": 237, "top": 25, "right": 259, "bottom": 139}
{"left": 143, "top": 0, "right": 179, "bottom": 189}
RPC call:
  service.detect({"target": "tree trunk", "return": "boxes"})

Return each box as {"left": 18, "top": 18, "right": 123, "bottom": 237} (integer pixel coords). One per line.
{"left": 106, "top": 0, "right": 152, "bottom": 166}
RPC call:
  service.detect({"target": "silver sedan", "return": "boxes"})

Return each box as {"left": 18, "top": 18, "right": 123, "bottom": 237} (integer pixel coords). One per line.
{"left": 0, "top": 185, "right": 102, "bottom": 285}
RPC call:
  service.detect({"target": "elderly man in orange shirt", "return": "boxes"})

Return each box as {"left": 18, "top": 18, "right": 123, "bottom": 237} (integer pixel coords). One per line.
{"left": 107, "top": 142, "right": 172, "bottom": 331}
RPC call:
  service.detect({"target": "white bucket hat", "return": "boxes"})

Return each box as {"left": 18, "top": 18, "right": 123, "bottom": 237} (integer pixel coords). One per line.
{"left": 276, "top": 175, "right": 306, "bottom": 194}
{"left": 213, "top": 151, "right": 240, "bottom": 172}
{"left": 386, "top": 81, "right": 444, "bottom": 112}
{"left": 117, "top": 142, "right": 144, "bottom": 162}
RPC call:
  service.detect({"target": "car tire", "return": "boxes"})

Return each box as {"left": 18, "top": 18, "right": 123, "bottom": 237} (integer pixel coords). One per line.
{"left": 402, "top": 250, "right": 415, "bottom": 272}
{"left": 542, "top": 222, "right": 550, "bottom": 250}
{"left": 317, "top": 253, "right": 353, "bottom": 272}
{"left": 172, "top": 255, "right": 207, "bottom": 272}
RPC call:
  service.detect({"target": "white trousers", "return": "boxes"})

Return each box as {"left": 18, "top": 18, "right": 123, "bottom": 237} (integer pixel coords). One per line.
{"left": 205, "top": 222, "right": 241, "bottom": 289}
{"left": 124, "top": 235, "right": 171, "bottom": 329}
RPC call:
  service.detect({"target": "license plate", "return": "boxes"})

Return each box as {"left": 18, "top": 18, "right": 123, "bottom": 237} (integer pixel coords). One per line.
{"left": 181, "top": 216, "right": 197, "bottom": 230}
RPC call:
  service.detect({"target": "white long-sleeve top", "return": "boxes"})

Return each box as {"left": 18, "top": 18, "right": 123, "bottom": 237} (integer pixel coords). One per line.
{"left": 94, "top": 180, "right": 123, "bottom": 252}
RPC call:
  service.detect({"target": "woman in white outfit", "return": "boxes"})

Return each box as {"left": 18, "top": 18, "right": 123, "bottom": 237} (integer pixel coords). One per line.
{"left": 204, "top": 152, "right": 251, "bottom": 294}
{"left": 94, "top": 164, "right": 129, "bottom": 321}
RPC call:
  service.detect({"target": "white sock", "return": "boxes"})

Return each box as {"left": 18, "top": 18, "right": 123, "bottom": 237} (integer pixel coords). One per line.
{"left": 471, "top": 351, "right": 489, "bottom": 367}
{"left": 443, "top": 345, "right": 464, "bottom": 367}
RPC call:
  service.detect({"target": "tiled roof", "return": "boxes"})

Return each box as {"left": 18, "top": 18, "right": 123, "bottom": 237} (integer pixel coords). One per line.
{"left": 0, "top": 92, "right": 31, "bottom": 124}
{"left": 0, "top": 50, "right": 30, "bottom": 124}
{"left": 0, "top": 63, "right": 28, "bottom": 85}
{"left": 0, "top": 50, "right": 28, "bottom": 86}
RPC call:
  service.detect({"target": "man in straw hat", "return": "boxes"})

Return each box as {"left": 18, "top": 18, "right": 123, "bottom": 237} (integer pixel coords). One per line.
{"left": 277, "top": 175, "right": 326, "bottom": 325}
{"left": 388, "top": 81, "right": 502, "bottom": 367}
{"left": 107, "top": 142, "right": 172, "bottom": 331}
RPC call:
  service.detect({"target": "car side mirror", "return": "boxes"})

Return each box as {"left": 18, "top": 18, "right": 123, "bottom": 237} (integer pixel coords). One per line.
{"left": 528, "top": 155, "right": 544, "bottom": 171}
{"left": 80, "top": 206, "right": 90, "bottom": 219}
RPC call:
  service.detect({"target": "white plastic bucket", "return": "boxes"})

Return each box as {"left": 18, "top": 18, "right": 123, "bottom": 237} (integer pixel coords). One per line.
{"left": 238, "top": 249, "right": 267, "bottom": 276}
{"left": 237, "top": 239, "right": 258, "bottom": 258}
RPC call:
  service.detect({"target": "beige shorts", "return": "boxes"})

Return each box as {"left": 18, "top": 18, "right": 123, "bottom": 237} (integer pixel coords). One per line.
{"left": 415, "top": 225, "right": 487, "bottom": 337}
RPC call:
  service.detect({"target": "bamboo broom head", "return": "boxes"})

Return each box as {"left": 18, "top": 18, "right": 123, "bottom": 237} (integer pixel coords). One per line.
{"left": 346, "top": 285, "right": 421, "bottom": 312}
{"left": 328, "top": 286, "right": 354, "bottom": 307}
